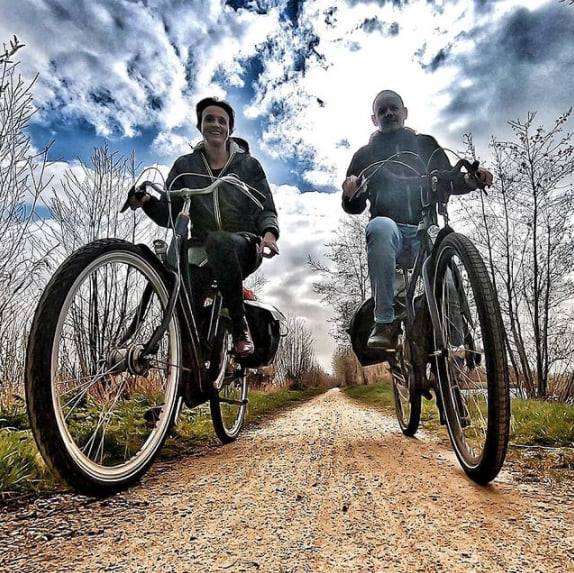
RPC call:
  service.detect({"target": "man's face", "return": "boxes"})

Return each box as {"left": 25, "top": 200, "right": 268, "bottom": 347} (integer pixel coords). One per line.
{"left": 371, "top": 93, "right": 408, "bottom": 133}
{"left": 201, "top": 105, "right": 230, "bottom": 145}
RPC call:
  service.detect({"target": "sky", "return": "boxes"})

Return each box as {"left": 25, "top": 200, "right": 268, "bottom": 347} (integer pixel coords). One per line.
{"left": 2, "top": 0, "right": 574, "bottom": 370}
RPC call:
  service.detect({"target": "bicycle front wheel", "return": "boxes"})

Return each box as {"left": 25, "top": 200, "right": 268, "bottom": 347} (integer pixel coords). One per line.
{"left": 433, "top": 233, "right": 509, "bottom": 484}
{"left": 25, "top": 239, "right": 181, "bottom": 495}
{"left": 209, "top": 319, "right": 248, "bottom": 443}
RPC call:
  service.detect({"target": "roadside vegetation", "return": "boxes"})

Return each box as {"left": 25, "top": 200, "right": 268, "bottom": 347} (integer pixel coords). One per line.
{"left": 342, "top": 382, "right": 574, "bottom": 476}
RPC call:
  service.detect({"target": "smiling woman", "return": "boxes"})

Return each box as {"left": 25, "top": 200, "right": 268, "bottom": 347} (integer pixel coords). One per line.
{"left": 128, "top": 96, "right": 280, "bottom": 357}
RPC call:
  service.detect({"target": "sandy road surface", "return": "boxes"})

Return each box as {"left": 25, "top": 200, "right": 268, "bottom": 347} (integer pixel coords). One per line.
{"left": 1, "top": 388, "right": 572, "bottom": 572}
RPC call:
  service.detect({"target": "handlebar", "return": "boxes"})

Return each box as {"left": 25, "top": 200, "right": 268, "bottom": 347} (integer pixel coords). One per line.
{"left": 351, "top": 154, "right": 487, "bottom": 202}
{"left": 120, "top": 173, "right": 265, "bottom": 213}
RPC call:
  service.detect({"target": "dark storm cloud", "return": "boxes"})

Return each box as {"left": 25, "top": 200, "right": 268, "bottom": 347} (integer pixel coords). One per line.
{"left": 225, "top": 0, "right": 269, "bottom": 14}
{"left": 442, "top": 3, "right": 574, "bottom": 137}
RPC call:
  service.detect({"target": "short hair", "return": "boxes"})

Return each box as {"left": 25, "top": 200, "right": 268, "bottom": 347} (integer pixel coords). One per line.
{"left": 195, "top": 97, "right": 235, "bottom": 132}
{"left": 372, "top": 90, "right": 405, "bottom": 112}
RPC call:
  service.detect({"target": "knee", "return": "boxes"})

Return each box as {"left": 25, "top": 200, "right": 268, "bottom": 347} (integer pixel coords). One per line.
{"left": 205, "top": 231, "right": 230, "bottom": 255}
{"left": 366, "top": 217, "right": 398, "bottom": 246}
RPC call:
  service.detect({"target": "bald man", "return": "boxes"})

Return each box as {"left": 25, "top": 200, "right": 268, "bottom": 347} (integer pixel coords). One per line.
{"left": 342, "top": 90, "right": 492, "bottom": 349}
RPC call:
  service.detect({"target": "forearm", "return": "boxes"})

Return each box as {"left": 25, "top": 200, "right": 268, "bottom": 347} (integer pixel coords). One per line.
{"left": 257, "top": 210, "right": 279, "bottom": 239}
{"left": 142, "top": 194, "right": 182, "bottom": 228}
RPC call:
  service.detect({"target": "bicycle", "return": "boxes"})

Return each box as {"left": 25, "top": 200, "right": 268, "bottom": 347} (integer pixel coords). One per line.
{"left": 25, "top": 173, "right": 284, "bottom": 496}
{"left": 349, "top": 154, "right": 510, "bottom": 484}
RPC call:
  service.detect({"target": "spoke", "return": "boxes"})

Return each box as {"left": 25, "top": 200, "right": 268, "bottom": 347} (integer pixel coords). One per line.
{"left": 58, "top": 373, "right": 108, "bottom": 395}
{"left": 148, "top": 358, "right": 192, "bottom": 373}
{"left": 82, "top": 377, "right": 128, "bottom": 459}
{"left": 63, "top": 357, "right": 124, "bottom": 420}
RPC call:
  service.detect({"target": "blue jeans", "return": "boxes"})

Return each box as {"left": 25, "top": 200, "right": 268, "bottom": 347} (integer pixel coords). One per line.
{"left": 366, "top": 217, "right": 420, "bottom": 324}
{"left": 366, "top": 217, "right": 465, "bottom": 345}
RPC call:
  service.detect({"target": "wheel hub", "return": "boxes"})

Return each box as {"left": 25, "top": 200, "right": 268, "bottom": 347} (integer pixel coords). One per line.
{"left": 106, "top": 345, "right": 149, "bottom": 376}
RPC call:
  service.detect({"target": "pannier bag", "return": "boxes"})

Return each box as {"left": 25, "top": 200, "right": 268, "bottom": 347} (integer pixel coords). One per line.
{"left": 349, "top": 294, "right": 432, "bottom": 367}
{"left": 348, "top": 297, "right": 391, "bottom": 366}
{"left": 242, "top": 299, "right": 284, "bottom": 368}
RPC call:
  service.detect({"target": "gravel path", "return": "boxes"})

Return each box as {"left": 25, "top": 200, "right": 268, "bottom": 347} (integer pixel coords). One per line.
{"left": 1, "top": 388, "right": 572, "bottom": 572}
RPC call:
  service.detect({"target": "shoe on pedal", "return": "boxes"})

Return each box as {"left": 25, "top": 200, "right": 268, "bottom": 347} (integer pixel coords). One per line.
{"left": 232, "top": 317, "right": 255, "bottom": 358}
{"left": 367, "top": 322, "right": 397, "bottom": 351}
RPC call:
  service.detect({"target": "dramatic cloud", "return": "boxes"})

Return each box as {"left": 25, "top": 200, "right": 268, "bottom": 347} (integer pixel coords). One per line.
{"left": 244, "top": 0, "right": 564, "bottom": 185}
{"left": 441, "top": 2, "right": 574, "bottom": 140}
{"left": 3, "top": 0, "right": 571, "bottom": 369}
{"left": 0, "top": 0, "right": 280, "bottom": 156}
{"left": 258, "top": 184, "right": 342, "bottom": 369}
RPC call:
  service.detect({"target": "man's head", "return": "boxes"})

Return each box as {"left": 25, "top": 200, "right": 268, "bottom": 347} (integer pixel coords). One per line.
{"left": 371, "top": 90, "right": 408, "bottom": 133}
{"left": 196, "top": 97, "right": 235, "bottom": 145}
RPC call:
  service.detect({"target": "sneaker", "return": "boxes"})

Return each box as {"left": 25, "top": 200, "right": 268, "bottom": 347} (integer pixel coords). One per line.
{"left": 231, "top": 317, "right": 255, "bottom": 358}
{"left": 367, "top": 322, "right": 397, "bottom": 350}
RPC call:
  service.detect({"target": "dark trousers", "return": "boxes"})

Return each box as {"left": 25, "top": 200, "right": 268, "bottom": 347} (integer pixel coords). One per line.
{"left": 190, "top": 231, "right": 261, "bottom": 327}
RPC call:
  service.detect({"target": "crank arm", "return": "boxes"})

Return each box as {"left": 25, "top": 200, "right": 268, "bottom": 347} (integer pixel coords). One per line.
{"left": 217, "top": 398, "right": 248, "bottom": 406}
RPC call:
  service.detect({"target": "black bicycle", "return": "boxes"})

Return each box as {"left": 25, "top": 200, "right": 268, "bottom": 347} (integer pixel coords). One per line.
{"left": 349, "top": 155, "right": 510, "bottom": 484}
{"left": 25, "top": 174, "right": 283, "bottom": 495}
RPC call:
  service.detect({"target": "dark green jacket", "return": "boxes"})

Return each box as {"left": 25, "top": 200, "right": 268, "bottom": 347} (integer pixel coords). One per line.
{"left": 143, "top": 139, "right": 279, "bottom": 241}
{"left": 343, "top": 127, "right": 469, "bottom": 225}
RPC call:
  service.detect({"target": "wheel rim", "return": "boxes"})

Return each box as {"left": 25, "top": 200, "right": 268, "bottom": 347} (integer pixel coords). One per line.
{"left": 215, "top": 333, "right": 247, "bottom": 436}
{"left": 437, "top": 254, "right": 488, "bottom": 466}
{"left": 51, "top": 251, "right": 180, "bottom": 482}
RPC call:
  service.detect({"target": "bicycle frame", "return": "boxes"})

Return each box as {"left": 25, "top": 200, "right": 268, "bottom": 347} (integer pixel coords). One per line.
{"left": 125, "top": 182, "right": 235, "bottom": 404}
{"left": 397, "top": 179, "right": 477, "bottom": 367}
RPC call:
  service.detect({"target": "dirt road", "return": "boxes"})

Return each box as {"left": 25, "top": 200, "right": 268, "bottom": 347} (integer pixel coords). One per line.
{"left": 1, "top": 389, "right": 572, "bottom": 572}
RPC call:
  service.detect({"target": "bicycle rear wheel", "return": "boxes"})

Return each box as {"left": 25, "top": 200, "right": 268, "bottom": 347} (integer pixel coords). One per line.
{"left": 433, "top": 233, "right": 509, "bottom": 484}
{"left": 391, "top": 322, "right": 421, "bottom": 436}
{"left": 25, "top": 239, "right": 181, "bottom": 495}
{"left": 209, "top": 319, "right": 248, "bottom": 443}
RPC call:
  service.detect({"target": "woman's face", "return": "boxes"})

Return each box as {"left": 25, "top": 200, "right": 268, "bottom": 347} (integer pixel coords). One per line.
{"left": 201, "top": 105, "right": 230, "bottom": 146}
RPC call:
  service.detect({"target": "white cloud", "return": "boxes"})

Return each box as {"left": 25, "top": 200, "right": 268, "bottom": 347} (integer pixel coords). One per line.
{"left": 247, "top": 0, "right": 555, "bottom": 184}
{"left": 257, "top": 184, "right": 347, "bottom": 371}
{"left": 0, "top": 0, "right": 281, "bottom": 148}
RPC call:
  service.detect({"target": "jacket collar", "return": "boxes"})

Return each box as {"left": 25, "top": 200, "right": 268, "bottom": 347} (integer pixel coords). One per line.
{"left": 192, "top": 138, "right": 246, "bottom": 155}
{"left": 369, "top": 126, "right": 417, "bottom": 144}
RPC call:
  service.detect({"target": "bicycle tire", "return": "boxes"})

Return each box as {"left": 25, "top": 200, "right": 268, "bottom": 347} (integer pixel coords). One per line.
{"left": 209, "top": 318, "right": 248, "bottom": 444}
{"left": 25, "top": 239, "right": 182, "bottom": 495}
{"left": 391, "top": 325, "right": 422, "bottom": 436}
{"left": 433, "top": 233, "right": 509, "bottom": 484}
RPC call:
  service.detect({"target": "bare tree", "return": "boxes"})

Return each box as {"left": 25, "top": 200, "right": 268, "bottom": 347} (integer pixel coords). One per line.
{"left": 274, "top": 315, "right": 318, "bottom": 389}
{"left": 244, "top": 269, "right": 268, "bottom": 295}
{"left": 309, "top": 213, "right": 370, "bottom": 344}
{"left": 0, "top": 36, "right": 50, "bottom": 392}
{"left": 456, "top": 111, "right": 574, "bottom": 399}
{"left": 39, "top": 146, "right": 151, "bottom": 261}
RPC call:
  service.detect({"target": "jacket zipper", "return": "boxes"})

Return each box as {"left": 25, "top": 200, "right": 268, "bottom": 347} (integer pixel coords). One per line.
{"left": 201, "top": 151, "right": 235, "bottom": 231}
{"left": 407, "top": 183, "right": 413, "bottom": 222}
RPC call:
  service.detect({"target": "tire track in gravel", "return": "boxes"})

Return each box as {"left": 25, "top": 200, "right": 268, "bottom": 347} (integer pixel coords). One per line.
{"left": 1, "top": 388, "right": 572, "bottom": 572}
